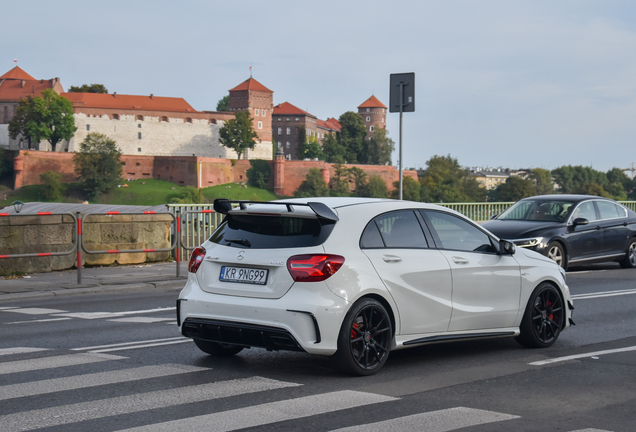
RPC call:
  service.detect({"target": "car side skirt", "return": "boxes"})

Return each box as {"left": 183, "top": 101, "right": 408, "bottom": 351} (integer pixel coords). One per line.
{"left": 394, "top": 327, "right": 520, "bottom": 350}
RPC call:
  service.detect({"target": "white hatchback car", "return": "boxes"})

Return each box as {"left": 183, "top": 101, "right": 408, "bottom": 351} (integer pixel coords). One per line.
{"left": 178, "top": 197, "right": 574, "bottom": 375}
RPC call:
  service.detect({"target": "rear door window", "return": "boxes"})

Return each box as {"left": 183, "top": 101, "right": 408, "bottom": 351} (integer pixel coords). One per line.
{"left": 210, "top": 215, "right": 335, "bottom": 249}
{"left": 596, "top": 201, "right": 626, "bottom": 220}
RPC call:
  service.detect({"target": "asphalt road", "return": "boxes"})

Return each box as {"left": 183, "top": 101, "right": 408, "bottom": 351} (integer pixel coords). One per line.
{"left": 1, "top": 264, "right": 635, "bottom": 431}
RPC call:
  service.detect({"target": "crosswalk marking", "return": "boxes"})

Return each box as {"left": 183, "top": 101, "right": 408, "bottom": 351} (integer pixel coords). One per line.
{"left": 115, "top": 390, "right": 399, "bottom": 432}
{"left": 0, "top": 353, "right": 124, "bottom": 375}
{"left": 0, "top": 347, "right": 48, "bottom": 356}
{"left": 330, "top": 407, "right": 520, "bottom": 432}
{"left": 4, "top": 317, "right": 72, "bottom": 325}
{"left": 529, "top": 346, "right": 636, "bottom": 366}
{"left": 1, "top": 307, "right": 68, "bottom": 315}
{"left": 0, "top": 364, "right": 205, "bottom": 401}
{"left": 54, "top": 307, "right": 176, "bottom": 320}
{"left": 72, "top": 336, "right": 186, "bottom": 351}
{"left": 0, "top": 376, "right": 301, "bottom": 432}
{"left": 90, "top": 339, "right": 191, "bottom": 353}
{"left": 108, "top": 317, "right": 174, "bottom": 323}
{"left": 569, "top": 429, "right": 614, "bottom": 432}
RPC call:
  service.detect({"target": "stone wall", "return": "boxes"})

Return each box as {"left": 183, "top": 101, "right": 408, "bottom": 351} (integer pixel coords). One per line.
{"left": 0, "top": 213, "right": 172, "bottom": 276}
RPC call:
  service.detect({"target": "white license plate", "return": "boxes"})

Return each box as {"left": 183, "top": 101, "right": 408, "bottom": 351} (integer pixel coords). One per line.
{"left": 220, "top": 266, "right": 269, "bottom": 285}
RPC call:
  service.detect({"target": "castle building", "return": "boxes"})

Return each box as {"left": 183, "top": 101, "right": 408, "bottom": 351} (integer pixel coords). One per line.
{"left": 228, "top": 77, "right": 274, "bottom": 159}
{"left": 358, "top": 95, "right": 387, "bottom": 138}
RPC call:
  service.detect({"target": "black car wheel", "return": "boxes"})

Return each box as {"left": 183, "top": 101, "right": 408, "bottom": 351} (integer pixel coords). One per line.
{"left": 546, "top": 241, "right": 567, "bottom": 270}
{"left": 335, "top": 298, "right": 392, "bottom": 376}
{"left": 193, "top": 339, "right": 244, "bottom": 357}
{"left": 619, "top": 239, "right": 636, "bottom": 269}
{"left": 516, "top": 282, "right": 564, "bottom": 348}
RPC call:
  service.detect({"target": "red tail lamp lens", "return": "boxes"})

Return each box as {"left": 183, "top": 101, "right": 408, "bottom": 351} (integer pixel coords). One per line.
{"left": 188, "top": 246, "right": 206, "bottom": 273}
{"left": 287, "top": 254, "right": 345, "bottom": 282}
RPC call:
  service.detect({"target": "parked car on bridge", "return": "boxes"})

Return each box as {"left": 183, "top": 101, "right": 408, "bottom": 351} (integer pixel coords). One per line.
{"left": 178, "top": 197, "right": 573, "bottom": 375}
{"left": 482, "top": 195, "right": 636, "bottom": 271}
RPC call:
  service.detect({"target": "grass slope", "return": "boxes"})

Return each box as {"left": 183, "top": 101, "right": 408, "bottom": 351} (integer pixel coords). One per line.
{"left": 0, "top": 179, "right": 285, "bottom": 209}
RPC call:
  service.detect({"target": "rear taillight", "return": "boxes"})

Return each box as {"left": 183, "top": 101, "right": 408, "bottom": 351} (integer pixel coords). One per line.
{"left": 287, "top": 254, "right": 345, "bottom": 282}
{"left": 188, "top": 246, "right": 206, "bottom": 273}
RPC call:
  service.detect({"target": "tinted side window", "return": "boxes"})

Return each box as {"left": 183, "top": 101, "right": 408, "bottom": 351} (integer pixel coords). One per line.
{"left": 571, "top": 202, "right": 598, "bottom": 222}
{"left": 372, "top": 210, "right": 428, "bottom": 248}
{"left": 423, "top": 211, "right": 495, "bottom": 253}
{"left": 596, "top": 201, "right": 625, "bottom": 220}
{"left": 360, "top": 222, "right": 385, "bottom": 248}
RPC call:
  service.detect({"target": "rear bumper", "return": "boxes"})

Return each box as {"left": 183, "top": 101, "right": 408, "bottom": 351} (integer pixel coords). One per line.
{"left": 178, "top": 273, "right": 349, "bottom": 355}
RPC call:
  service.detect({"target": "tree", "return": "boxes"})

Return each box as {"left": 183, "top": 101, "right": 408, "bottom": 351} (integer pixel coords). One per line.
{"left": 216, "top": 95, "right": 230, "bottom": 111}
{"left": 488, "top": 176, "right": 536, "bottom": 202}
{"left": 329, "top": 163, "right": 351, "bottom": 197}
{"left": 219, "top": 110, "right": 258, "bottom": 160}
{"left": 529, "top": 168, "right": 554, "bottom": 195}
{"left": 298, "top": 127, "right": 325, "bottom": 161}
{"left": 366, "top": 175, "right": 389, "bottom": 198}
{"left": 322, "top": 132, "right": 346, "bottom": 163}
{"left": 366, "top": 127, "right": 394, "bottom": 165}
{"left": 68, "top": 84, "right": 108, "bottom": 93}
{"left": 338, "top": 111, "right": 367, "bottom": 163}
{"left": 391, "top": 176, "right": 420, "bottom": 201}
{"left": 349, "top": 167, "right": 368, "bottom": 197}
{"left": 294, "top": 168, "right": 329, "bottom": 197}
{"left": 0, "top": 147, "right": 12, "bottom": 178}
{"left": 577, "top": 183, "right": 612, "bottom": 198}
{"left": 418, "top": 155, "right": 485, "bottom": 203}
{"left": 246, "top": 159, "right": 271, "bottom": 189}
{"left": 39, "top": 171, "right": 65, "bottom": 201}
{"left": 8, "top": 89, "right": 77, "bottom": 152}
{"left": 73, "top": 133, "right": 123, "bottom": 200}
{"left": 551, "top": 165, "right": 608, "bottom": 194}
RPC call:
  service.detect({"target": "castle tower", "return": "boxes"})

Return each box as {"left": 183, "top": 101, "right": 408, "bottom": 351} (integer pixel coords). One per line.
{"left": 228, "top": 77, "right": 274, "bottom": 159}
{"left": 357, "top": 95, "right": 387, "bottom": 139}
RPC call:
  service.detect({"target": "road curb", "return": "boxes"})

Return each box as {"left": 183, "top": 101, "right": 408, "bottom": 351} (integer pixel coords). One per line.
{"left": 0, "top": 279, "right": 186, "bottom": 303}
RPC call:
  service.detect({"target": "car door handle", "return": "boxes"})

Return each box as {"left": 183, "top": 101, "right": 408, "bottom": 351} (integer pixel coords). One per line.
{"left": 382, "top": 255, "right": 402, "bottom": 263}
{"left": 452, "top": 257, "right": 469, "bottom": 265}
{"left": 595, "top": 226, "right": 602, "bottom": 230}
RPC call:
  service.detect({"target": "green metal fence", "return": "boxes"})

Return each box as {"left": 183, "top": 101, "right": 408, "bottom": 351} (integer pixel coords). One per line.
{"left": 167, "top": 201, "right": 636, "bottom": 254}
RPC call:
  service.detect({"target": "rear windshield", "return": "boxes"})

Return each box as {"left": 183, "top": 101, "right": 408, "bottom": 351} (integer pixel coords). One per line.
{"left": 209, "top": 214, "right": 335, "bottom": 249}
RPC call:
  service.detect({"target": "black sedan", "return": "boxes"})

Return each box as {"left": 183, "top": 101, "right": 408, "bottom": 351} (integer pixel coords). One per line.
{"left": 482, "top": 195, "right": 636, "bottom": 270}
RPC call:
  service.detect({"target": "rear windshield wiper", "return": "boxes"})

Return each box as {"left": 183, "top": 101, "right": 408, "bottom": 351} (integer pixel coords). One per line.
{"left": 225, "top": 238, "right": 251, "bottom": 248}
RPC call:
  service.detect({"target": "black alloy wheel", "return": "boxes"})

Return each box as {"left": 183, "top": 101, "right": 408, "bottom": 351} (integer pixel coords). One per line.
{"left": 546, "top": 241, "right": 567, "bottom": 270}
{"left": 193, "top": 339, "right": 244, "bottom": 357}
{"left": 335, "top": 298, "right": 392, "bottom": 376}
{"left": 516, "top": 282, "right": 564, "bottom": 348}
{"left": 619, "top": 239, "right": 636, "bottom": 269}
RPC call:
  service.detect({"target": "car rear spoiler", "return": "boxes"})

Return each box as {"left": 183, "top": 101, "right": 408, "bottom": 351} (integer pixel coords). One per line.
{"left": 213, "top": 199, "right": 339, "bottom": 222}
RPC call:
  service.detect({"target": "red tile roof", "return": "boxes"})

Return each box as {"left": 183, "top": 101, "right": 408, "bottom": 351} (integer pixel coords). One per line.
{"left": 358, "top": 95, "right": 387, "bottom": 109}
{"left": 273, "top": 102, "right": 315, "bottom": 118}
{"left": 61, "top": 92, "right": 197, "bottom": 113}
{"left": 0, "top": 66, "right": 36, "bottom": 81}
{"left": 317, "top": 117, "right": 341, "bottom": 132}
{"left": 229, "top": 77, "right": 273, "bottom": 93}
{"left": 0, "top": 79, "right": 55, "bottom": 101}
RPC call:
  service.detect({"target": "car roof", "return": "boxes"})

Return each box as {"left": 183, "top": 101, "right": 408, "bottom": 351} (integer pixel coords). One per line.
{"left": 518, "top": 194, "right": 615, "bottom": 203}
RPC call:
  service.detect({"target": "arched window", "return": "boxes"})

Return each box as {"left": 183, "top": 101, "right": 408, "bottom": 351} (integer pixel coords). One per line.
{"left": 185, "top": 117, "right": 192, "bottom": 123}
{"left": 370, "top": 125, "right": 375, "bottom": 132}
{"left": 366, "top": 116, "right": 371, "bottom": 122}
{"left": 136, "top": 115, "right": 144, "bottom": 121}
{"left": 161, "top": 116, "right": 168, "bottom": 122}
{"left": 112, "top": 114, "right": 120, "bottom": 120}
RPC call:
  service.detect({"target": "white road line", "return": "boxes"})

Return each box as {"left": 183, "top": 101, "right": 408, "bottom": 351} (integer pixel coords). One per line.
{"left": 1, "top": 307, "right": 68, "bottom": 315}
{"left": 0, "top": 364, "right": 206, "bottom": 401}
{"left": 0, "top": 353, "right": 124, "bottom": 375}
{"left": 116, "top": 390, "right": 398, "bottom": 432}
{"left": 4, "top": 317, "right": 72, "bottom": 325}
{"left": 571, "top": 288, "right": 636, "bottom": 300}
{"left": 330, "top": 407, "right": 519, "bottom": 432}
{"left": 0, "top": 347, "right": 48, "bottom": 356}
{"left": 530, "top": 345, "right": 636, "bottom": 366}
{"left": 72, "top": 337, "right": 186, "bottom": 351}
{"left": 90, "top": 339, "right": 191, "bottom": 353}
{"left": 54, "top": 307, "right": 176, "bottom": 320}
{"left": 568, "top": 429, "right": 614, "bottom": 432}
{"left": 0, "top": 307, "right": 18, "bottom": 310}
{"left": 0, "top": 376, "right": 301, "bottom": 432}
{"left": 108, "top": 317, "right": 174, "bottom": 323}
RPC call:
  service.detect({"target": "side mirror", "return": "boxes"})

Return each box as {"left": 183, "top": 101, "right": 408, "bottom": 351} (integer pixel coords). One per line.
{"left": 500, "top": 240, "right": 516, "bottom": 255}
{"left": 490, "top": 214, "right": 498, "bottom": 220}
{"left": 572, "top": 217, "right": 589, "bottom": 227}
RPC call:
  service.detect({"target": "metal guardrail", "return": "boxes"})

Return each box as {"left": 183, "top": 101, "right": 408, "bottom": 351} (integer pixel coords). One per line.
{"left": 0, "top": 212, "right": 78, "bottom": 259}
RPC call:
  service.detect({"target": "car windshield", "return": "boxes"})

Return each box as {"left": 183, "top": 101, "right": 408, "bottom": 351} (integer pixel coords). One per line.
{"left": 209, "top": 214, "right": 335, "bottom": 249}
{"left": 497, "top": 200, "right": 575, "bottom": 222}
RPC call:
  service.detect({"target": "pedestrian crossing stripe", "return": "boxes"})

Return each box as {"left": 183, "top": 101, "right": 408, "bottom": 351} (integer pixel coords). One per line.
{"left": 0, "top": 353, "right": 125, "bottom": 375}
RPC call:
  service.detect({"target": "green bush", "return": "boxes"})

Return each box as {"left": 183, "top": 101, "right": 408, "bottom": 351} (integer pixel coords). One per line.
{"left": 295, "top": 168, "right": 329, "bottom": 197}
{"left": 246, "top": 159, "right": 271, "bottom": 189}
{"left": 39, "top": 171, "right": 65, "bottom": 201}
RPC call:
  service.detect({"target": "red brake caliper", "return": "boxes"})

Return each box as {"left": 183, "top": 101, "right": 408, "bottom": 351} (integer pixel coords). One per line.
{"left": 547, "top": 300, "right": 553, "bottom": 320}
{"left": 351, "top": 322, "right": 359, "bottom": 338}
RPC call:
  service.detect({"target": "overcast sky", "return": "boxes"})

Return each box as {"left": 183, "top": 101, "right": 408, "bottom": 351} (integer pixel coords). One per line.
{"left": 4, "top": 1, "right": 635, "bottom": 173}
